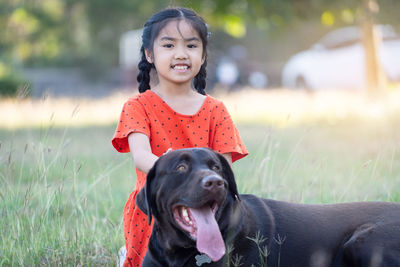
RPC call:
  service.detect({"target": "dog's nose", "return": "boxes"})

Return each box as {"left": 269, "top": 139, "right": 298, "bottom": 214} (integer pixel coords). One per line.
{"left": 201, "top": 176, "right": 225, "bottom": 191}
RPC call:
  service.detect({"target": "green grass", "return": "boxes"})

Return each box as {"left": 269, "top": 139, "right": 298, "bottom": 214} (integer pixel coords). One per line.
{"left": 236, "top": 120, "right": 400, "bottom": 203}
{"left": 0, "top": 126, "right": 132, "bottom": 265}
{"left": 1, "top": 116, "right": 399, "bottom": 265}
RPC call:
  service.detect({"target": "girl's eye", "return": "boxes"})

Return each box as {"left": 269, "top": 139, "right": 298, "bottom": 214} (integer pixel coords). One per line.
{"left": 163, "top": 44, "right": 173, "bottom": 48}
{"left": 176, "top": 164, "right": 187, "bottom": 171}
{"left": 211, "top": 165, "right": 220, "bottom": 171}
{"left": 187, "top": 44, "right": 197, "bottom": 48}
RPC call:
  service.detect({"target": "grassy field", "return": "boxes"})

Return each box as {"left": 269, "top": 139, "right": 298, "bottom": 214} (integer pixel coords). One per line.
{"left": 1, "top": 89, "right": 400, "bottom": 265}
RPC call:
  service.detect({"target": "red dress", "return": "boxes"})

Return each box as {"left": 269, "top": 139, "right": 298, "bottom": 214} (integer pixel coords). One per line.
{"left": 112, "top": 90, "right": 248, "bottom": 266}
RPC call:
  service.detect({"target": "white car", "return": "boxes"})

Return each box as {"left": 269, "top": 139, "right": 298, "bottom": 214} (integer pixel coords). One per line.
{"left": 281, "top": 25, "right": 400, "bottom": 90}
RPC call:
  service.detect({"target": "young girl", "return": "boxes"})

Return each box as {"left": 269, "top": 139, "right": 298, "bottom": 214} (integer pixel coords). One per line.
{"left": 112, "top": 7, "right": 248, "bottom": 267}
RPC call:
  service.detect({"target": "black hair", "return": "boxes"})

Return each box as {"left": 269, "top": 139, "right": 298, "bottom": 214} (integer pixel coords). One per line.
{"left": 137, "top": 7, "right": 209, "bottom": 95}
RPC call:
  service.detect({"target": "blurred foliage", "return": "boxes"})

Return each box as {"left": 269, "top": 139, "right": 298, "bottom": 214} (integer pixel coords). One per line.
{"left": 0, "top": 0, "right": 399, "bottom": 73}
{"left": 1, "top": 0, "right": 165, "bottom": 69}
{"left": 0, "top": 75, "right": 26, "bottom": 97}
{"left": 0, "top": 62, "right": 29, "bottom": 97}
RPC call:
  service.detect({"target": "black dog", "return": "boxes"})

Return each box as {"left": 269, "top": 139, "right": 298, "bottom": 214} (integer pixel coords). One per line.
{"left": 136, "top": 148, "right": 400, "bottom": 266}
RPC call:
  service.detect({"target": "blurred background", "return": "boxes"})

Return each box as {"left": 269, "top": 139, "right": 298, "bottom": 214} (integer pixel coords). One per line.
{"left": 1, "top": 1, "right": 400, "bottom": 265}
{"left": 1, "top": 0, "right": 399, "bottom": 99}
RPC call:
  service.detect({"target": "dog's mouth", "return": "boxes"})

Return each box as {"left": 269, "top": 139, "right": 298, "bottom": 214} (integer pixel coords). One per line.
{"left": 173, "top": 202, "right": 225, "bottom": 262}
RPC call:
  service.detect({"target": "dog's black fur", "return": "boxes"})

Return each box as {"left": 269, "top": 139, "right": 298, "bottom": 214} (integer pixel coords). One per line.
{"left": 136, "top": 148, "right": 400, "bottom": 267}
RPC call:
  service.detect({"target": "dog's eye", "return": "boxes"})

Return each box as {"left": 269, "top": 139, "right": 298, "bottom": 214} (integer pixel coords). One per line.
{"left": 176, "top": 164, "right": 187, "bottom": 172}
{"left": 211, "top": 165, "right": 220, "bottom": 171}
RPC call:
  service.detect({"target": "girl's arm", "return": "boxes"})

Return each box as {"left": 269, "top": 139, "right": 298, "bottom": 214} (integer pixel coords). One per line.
{"left": 128, "top": 133, "right": 158, "bottom": 174}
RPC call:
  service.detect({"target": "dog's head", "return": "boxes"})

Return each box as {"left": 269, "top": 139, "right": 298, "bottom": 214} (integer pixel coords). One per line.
{"left": 136, "top": 147, "right": 240, "bottom": 262}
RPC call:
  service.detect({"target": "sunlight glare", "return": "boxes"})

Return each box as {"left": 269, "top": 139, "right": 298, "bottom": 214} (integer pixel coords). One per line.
{"left": 1, "top": 88, "right": 400, "bottom": 129}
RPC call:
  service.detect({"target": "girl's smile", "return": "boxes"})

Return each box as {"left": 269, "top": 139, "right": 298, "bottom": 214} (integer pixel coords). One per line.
{"left": 172, "top": 63, "right": 190, "bottom": 72}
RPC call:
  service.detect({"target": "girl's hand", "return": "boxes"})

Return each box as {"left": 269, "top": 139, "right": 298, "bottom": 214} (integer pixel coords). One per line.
{"left": 163, "top": 148, "right": 172, "bottom": 155}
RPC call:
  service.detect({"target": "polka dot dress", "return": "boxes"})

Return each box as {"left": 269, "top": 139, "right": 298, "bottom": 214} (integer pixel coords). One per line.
{"left": 112, "top": 90, "right": 248, "bottom": 266}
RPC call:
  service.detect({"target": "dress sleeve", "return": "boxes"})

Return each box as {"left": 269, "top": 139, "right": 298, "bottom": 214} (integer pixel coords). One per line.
{"left": 112, "top": 97, "right": 150, "bottom": 153}
{"left": 211, "top": 102, "right": 248, "bottom": 162}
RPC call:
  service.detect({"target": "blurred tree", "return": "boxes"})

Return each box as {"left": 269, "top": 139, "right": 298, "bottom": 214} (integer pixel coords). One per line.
{"left": 361, "top": 0, "right": 387, "bottom": 95}
{"left": 0, "top": 0, "right": 166, "bottom": 72}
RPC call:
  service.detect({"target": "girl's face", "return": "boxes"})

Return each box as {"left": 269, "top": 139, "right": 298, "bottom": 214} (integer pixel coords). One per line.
{"left": 146, "top": 19, "right": 205, "bottom": 89}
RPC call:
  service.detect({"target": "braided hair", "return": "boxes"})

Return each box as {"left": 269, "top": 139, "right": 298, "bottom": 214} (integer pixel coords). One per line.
{"left": 137, "top": 7, "right": 209, "bottom": 95}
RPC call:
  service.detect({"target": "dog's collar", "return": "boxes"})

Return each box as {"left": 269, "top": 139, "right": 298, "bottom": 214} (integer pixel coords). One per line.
{"left": 195, "top": 254, "right": 211, "bottom": 266}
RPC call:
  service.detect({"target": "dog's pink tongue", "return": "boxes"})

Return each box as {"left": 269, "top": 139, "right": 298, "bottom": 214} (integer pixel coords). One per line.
{"left": 189, "top": 206, "right": 226, "bottom": 262}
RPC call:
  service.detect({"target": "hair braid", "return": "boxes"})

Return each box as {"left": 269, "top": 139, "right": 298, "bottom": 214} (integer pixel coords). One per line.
{"left": 193, "top": 60, "right": 207, "bottom": 95}
{"left": 137, "top": 46, "right": 153, "bottom": 93}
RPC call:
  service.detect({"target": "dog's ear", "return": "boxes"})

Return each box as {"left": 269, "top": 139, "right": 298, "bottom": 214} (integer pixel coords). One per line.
{"left": 216, "top": 152, "right": 241, "bottom": 201}
{"left": 136, "top": 162, "right": 157, "bottom": 225}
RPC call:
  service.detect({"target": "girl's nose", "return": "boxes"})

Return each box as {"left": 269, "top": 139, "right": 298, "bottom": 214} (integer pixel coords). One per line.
{"left": 174, "top": 45, "right": 188, "bottom": 59}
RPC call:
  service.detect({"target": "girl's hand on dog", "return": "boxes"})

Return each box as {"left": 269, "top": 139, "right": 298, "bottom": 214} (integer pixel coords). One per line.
{"left": 163, "top": 148, "right": 172, "bottom": 155}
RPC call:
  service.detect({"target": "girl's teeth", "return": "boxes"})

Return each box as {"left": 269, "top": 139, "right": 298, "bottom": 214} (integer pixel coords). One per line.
{"left": 174, "top": 65, "right": 188, "bottom": 70}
